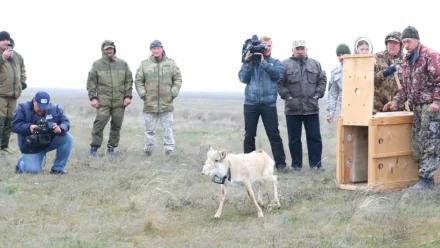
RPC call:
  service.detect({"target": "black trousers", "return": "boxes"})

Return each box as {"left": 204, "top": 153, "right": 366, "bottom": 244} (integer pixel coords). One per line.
{"left": 286, "top": 114, "right": 322, "bottom": 168}
{"left": 243, "top": 104, "right": 286, "bottom": 168}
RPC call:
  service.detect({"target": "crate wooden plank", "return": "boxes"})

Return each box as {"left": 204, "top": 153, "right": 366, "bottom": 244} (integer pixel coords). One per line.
{"left": 341, "top": 54, "right": 375, "bottom": 126}
{"left": 369, "top": 156, "right": 419, "bottom": 190}
{"left": 337, "top": 183, "right": 368, "bottom": 191}
{"left": 336, "top": 117, "right": 344, "bottom": 184}
{"left": 370, "top": 112, "right": 413, "bottom": 126}
{"left": 342, "top": 125, "right": 354, "bottom": 184}
{"left": 370, "top": 123, "right": 413, "bottom": 156}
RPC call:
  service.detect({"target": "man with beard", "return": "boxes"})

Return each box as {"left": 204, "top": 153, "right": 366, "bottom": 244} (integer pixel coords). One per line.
{"left": 0, "top": 31, "right": 27, "bottom": 155}
{"left": 383, "top": 26, "right": 440, "bottom": 189}
{"left": 278, "top": 40, "right": 327, "bottom": 171}
{"left": 86, "top": 40, "right": 133, "bottom": 156}
{"left": 374, "top": 31, "right": 406, "bottom": 112}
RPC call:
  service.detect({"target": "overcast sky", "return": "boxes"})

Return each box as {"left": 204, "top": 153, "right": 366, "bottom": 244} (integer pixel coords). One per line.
{"left": 3, "top": 0, "right": 439, "bottom": 93}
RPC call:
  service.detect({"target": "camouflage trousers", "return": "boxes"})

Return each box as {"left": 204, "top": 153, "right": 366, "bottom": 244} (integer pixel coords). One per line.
{"left": 0, "top": 97, "right": 17, "bottom": 149}
{"left": 143, "top": 111, "right": 175, "bottom": 153}
{"left": 412, "top": 104, "right": 440, "bottom": 179}
{"left": 91, "top": 106, "right": 125, "bottom": 148}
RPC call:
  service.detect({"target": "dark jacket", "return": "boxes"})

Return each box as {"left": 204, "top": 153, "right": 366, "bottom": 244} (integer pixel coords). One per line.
{"left": 11, "top": 101, "right": 70, "bottom": 154}
{"left": 238, "top": 56, "right": 284, "bottom": 105}
{"left": 278, "top": 56, "right": 327, "bottom": 115}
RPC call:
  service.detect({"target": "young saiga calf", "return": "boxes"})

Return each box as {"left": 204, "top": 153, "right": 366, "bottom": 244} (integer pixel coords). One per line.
{"left": 201, "top": 148, "right": 281, "bottom": 218}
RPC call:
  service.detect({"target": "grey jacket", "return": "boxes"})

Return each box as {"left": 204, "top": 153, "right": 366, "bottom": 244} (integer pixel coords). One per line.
{"left": 327, "top": 63, "right": 343, "bottom": 116}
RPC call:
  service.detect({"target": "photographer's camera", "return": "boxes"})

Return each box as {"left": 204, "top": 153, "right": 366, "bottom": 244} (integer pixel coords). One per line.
{"left": 26, "top": 119, "right": 52, "bottom": 146}
{"left": 241, "top": 35, "right": 268, "bottom": 63}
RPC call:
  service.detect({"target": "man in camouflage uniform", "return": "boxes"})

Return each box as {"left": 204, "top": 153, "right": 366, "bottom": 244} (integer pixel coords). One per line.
{"left": 135, "top": 40, "right": 182, "bottom": 156}
{"left": 0, "top": 31, "right": 27, "bottom": 155}
{"left": 384, "top": 26, "right": 440, "bottom": 189}
{"left": 278, "top": 40, "right": 327, "bottom": 171}
{"left": 87, "top": 40, "right": 133, "bottom": 155}
{"left": 374, "top": 31, "right": 406, "bottom": 112}
{"left": 327, "top": 44, "right": 351, "bottom": 123}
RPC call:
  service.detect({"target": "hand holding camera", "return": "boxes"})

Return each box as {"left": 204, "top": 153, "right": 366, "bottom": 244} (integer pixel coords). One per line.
{"left": 26, "top": 119, "right": 54, "bottom": 146}
{"left": 29, "top": 124, "right": 38, "bottom": 134}
{"left": 53, "top": 123, "right": 61, "bottom": 134}
{"left": 2, "top": 45, "right": 13, "bottom": 60}
{"left": 242, "top": 35, "right": 268, "bottom": 64}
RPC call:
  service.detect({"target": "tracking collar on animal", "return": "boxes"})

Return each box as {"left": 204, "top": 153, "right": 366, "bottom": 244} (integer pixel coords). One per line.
{"left": 212, "top": 167, "right": 231, "bottom": 184}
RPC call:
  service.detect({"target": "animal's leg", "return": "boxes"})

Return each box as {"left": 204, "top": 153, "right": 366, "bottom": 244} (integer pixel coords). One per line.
{"left": 272, "top": 175, "right": 281, "bottom": 208}
{"left": 257, "top": 181, "right": 264, "bottom": 207}
{"left": 214, "top": 185, "right": 226, "bottom": 219}
{"left": 244, "top": 180, "right": 263, "bottom": 218}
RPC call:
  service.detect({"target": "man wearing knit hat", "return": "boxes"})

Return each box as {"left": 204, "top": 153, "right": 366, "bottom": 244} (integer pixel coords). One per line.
{"left": 384, "top": 26, "right": 440, "bottom": 189}
{"left": 373, "top": 31, "right": 406, "bottom": 113}
{"left": 0, "top": 31, "right": 27, "bottom": 155}
{"left": 135, "top": 40, "right": 182, "bottom": 156}
{"left": 327, "top": 44, "right": 350, "bottom": 123}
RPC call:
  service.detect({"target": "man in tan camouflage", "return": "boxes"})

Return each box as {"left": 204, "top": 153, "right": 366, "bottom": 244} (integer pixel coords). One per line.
{"left": 374, "top": 31, "right": 406, "bottom": 113}
{"left": 0, "top": 31, "right": 27, "bottom": 155}
{"left": 384, "top": 26, "right": 440, "bottom": 189}
{"left": 135, "top": 40, "right": 182, "bottom": 156}
{"left": 87, "top": 40, "right": 133, "bottom": 156}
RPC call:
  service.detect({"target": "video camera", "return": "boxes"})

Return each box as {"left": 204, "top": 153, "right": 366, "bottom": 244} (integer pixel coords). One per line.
{"left": 26, "top": 119, "right": 53, "bottom": 146}
{"left": 241, "top": 35, "right": 268, "bottom": 63}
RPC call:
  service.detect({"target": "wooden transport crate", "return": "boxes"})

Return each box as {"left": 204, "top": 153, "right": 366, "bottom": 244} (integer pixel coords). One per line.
{"left": 334, "top": 54, "right": 440, "bottom": 191}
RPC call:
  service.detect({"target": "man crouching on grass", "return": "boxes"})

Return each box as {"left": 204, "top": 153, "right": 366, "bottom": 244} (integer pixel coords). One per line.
{"left": 11, "top": 91, "right": 73, "bottom": 174}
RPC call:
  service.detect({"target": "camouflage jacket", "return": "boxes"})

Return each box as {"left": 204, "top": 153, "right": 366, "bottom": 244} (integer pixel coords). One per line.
{"left": 394, "top": 43, "right": 440, "bottom": 105}
{"left": 0, "top": 49, "right": 27, "bottom": 98}
{"left": 87, "top": 40, "right": 133, "bottom": 108}
{"left": 374, "top": 50, "right": 405, "bottom": 111}
{"left": 135, "top": 52, "right": 182, "bottom": 113}
{"left": 327, "top": 64, "right": 343, "bottom": 116}
{"left": 278, "top": 56, "right": 327, "bottom": 115}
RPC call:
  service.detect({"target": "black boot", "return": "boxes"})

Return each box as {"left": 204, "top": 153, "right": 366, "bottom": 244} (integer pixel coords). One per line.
{"left": 408, "top": 178, "right": 434, "bottom": 190}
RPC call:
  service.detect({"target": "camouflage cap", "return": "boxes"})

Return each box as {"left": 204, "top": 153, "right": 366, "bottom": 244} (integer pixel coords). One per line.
{"left": 385, "top": 31, "right": 402, "bottom": 44}
{"left": 336, "top": 44, "right": 351, "bottom": 56}
{"left": 293, "top": 40, "right": 306, "bottom": 48}
{"left": 402, "top": 26, "right": 419, "bottom": 40}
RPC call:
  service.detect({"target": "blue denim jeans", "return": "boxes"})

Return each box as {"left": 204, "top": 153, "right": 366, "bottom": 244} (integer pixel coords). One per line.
{"left": 17, "top": 133, "right": 73, "bottom": 173}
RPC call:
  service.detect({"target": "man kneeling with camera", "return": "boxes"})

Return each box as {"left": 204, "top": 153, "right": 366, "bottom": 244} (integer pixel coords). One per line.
{"left": 12, "top": 91, "right": 73, "bottom": 174}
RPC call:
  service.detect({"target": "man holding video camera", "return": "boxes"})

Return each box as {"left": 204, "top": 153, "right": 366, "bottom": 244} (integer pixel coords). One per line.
{"left": 12, "top": 91, "right": 73, "bottom": 174}
{"left": 238, "top": 35, "right": 287, "bottom": 172}
{"left": 0, "top": 31, "right": 27, "bottom": 155}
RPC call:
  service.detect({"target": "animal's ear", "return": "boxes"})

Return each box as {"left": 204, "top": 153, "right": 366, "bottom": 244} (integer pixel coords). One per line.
{"left": 209, "top": 145, "right": 213, "bottom": 151}
{"left": 220, "top": 151, "right": 227, "bottom": 159}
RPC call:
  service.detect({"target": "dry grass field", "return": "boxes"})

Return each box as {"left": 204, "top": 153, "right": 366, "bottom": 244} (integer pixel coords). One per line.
{"left": 1, "top": 89, "right": 440, "bottom": 248}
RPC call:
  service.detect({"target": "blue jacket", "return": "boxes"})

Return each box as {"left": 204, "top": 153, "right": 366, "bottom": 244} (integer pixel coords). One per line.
{"left": 11, "top": 101, "right": 70, "bottom": 154}
{"left": 238, "top": 56, "right": 284, "bottom": 105}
